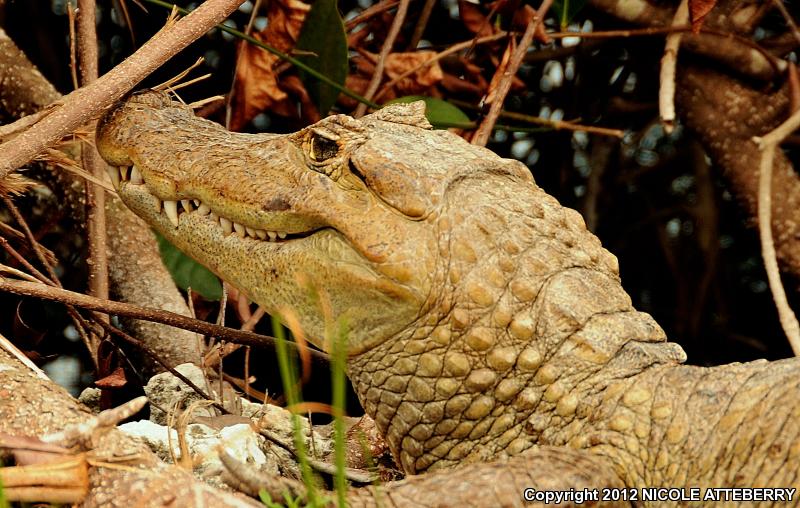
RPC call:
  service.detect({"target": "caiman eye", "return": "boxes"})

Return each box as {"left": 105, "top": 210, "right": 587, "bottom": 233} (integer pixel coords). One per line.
{"left": 309, "top": 134, "right": 339, "bottom": 162}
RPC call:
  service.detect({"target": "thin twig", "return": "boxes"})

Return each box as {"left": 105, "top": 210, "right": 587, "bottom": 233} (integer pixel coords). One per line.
{"left": 659, "top": 0, "right": 689, "bottom": 133}
{"left": 95, "top": 318, "right": 230, "bottom": 414}
{"left": 0, "top": 331, "right": 50, "bottom": 380}
{"left": 0, "top": 276, "right": 330, "bottom": 362}
{"left": 450, "top": 99, "right": 623, "bottom": 137}
{"left": 2, "top": 197, "right": 96, "bottom": 365}
{"left": 187, "top": 95, "right": 225, "bottom": 109}
{"left": 354, "top": 0, "right": 411, "bottom": 117}
{"left": 0, "top": 0, "right": 246, "bottom": 180}
{"left": 78, "top": 0, "right": 110, "bottom": 345}
{"left": 546, "top": 26, "right": 782, "bottom": 77}
{"left": 472, "top": 0, "right": 554, "bottom": 146}
{"left": 153, "top": 56, "right": 205, "bottom": 91}
{"left": 345, "top": 0, "right": 399, "bottom": 31}
{"left": 374, "top": 32, "right": 509, "bottom": 102}
{"left": 407, "top": 0, "right": 437, "bottom": 50}
{"left": 44, "top": 148, "right": 117, "bottom": 193}
{"left": 0, "top": 238, "right": 53, "bottom": 284}
{"left": 0, "top": 263, "right": 43, "bottom": 284}
{"left": 165, "top": 73, "right": 212, "bottom": 92}
{"left": 67, "top": 3, "right": 79, "bottom": 90}
{"left": 117, "top": 0, "right": 138, "bottom": 47}
{"left": 771, "top": 0, "right": 800, "bottom": 45}
{"left": 752, "top": 108, "right": 800, "bottom": 355}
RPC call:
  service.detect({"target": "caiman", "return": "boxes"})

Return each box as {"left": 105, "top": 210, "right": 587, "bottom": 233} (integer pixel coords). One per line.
{"left": 96, "top": 91, "right": 800, "bottom": 507}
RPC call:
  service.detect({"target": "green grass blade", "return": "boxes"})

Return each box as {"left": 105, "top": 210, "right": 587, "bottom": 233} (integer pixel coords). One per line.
{"left": 331, "top": 318, "right": 348, "bottom": 507}
{"left": 0, "top": 460, "right": 7, "bottom": 508}
{"left": 271, "top": 315, "right": 319, "bottom": 506}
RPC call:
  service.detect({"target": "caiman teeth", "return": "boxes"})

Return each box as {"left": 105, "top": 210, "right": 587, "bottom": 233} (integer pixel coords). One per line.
{"left": 130, "top": 165, "right": 143, "bottom": 185}
{"left": 119, "top": 167, "right": 306, "bottom": 242}
{"left": 164, "top": 200, "right": 180, "bottom": 227}
{"left": 107, "top": 166, "right": 120, "bottom": 189}
{"left": 233, "top": 221, "right": 246, "bottom": 238}
{"left": 219, "top": 216, "right": 233, "bottom": 235}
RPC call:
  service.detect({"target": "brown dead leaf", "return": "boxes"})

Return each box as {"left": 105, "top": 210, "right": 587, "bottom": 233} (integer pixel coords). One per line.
{"left": 441, "top": 72, "right": 486, "bottom": 96}
{"left": 459, "top": 0, "right": 494, "bottom": 37}
{"left": 384, "top": 51, "right": 444, "bottom": 92}
{"left": 459, "top": 58, "right": 490, "bottom": 91}
{"left": 230, "top": 0, "right": 312, "bottom": 130}
{"left": 0, "top": 173, "right": 37, "bottom": 198}
{"left": 342, "top": 52, "right": 444, "bottom": 108}
{"left": 94, "top": 366, "right": 128, "bottom": 389}
{"left": 283, "top": 75, "right": 321, "bottom": 122}
{"left": 341, "top": 74, "right": 373, "bottom": 109}
{"left": 513, "top": 4, "right": 551, "bottom": 44}
{"left": 689, "top": 0, "right": 717, "bottom": 33}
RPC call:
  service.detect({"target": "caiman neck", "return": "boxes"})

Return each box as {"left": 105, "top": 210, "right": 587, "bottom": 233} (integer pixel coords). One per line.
{"left": 348, "top": 176, "right": 687, "bottom": 474}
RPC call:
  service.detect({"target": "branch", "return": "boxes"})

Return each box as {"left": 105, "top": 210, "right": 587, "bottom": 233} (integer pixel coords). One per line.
{"left": 77, "top": 0, "right": 109, "bottom": 352}
{"left": 659, "top": 0, "right": 689, "bottom": 133}
{"left": 0, "top": 276, "right": 329, "bottom": 363}
{"left": 0, "top": 0, "right": 246, "bottom": 180}
{"left": 588, "top": 0, "right": 785, "bottom": 81}
{"left": 354, "top": 0, "right": 411, "bottom": 117}
{"left": 752, "top": 109, "right": 800, "bottom": 354}
{"left": 472, "top": 0, "right": 554, "bottom": 146}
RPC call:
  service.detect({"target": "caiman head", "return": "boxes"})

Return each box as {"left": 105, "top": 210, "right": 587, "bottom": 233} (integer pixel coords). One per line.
{"left": 96, "top": 91, "right": 532, "bottom": 355}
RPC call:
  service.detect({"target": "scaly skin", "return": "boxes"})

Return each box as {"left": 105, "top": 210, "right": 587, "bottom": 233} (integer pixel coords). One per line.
{"left": 97, "top": 91, "right": 800, "bottom": 506}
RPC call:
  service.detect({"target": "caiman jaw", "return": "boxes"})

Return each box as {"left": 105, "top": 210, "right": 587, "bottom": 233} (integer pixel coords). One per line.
{"left": 109, "top": 164, "right": 317, "bottom": 242}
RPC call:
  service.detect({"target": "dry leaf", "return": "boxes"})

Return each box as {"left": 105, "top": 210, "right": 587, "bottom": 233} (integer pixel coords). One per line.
{"left": 513, "top": 4, "right": 551, "bottom": 44}
{"left": 94, "top": 366, "right": 128, "bottom": 388}
{"left": 341, "top": 52, "right": 444, "bottom": 108}
{"left": 230, "top": 0, "right": 312, "bottom": 130}
{"left": 689, "top": 0, "right": 717, "bottom": 33}
{"left": 459, "top": 0, "right": 494, "bottom": 37}
{"left": 0, "top": 173, "right": 37, "bottom": 197}
{"left": 341, "top": 74, "right": 372, "bottom": 109}
{"left": 441, "top": 72, "right": 486, "bottom": 96}
{"left": 384, "top": 51, "right": 445, "bottom": 93}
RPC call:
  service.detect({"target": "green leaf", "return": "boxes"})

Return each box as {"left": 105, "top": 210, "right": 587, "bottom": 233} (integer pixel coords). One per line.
{"left": 387, "top": 96, "right": 471, "bottom": 128}
{"left": 295, "top": 0, "right": 349, "bottom": 115}
{"left": 156, "top": 233, "right": 222, "bottom": 301}
{"left": 551, "top": 0, "right": 588, "bottom": 29}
